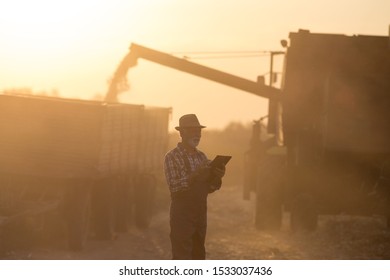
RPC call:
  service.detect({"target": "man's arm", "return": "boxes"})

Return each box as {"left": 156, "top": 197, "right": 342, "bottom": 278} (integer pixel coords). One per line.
{"left": 164, "top": 153, "right": 191, "bottom": 193}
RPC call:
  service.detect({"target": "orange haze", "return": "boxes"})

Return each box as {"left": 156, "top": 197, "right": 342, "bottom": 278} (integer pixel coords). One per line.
{"left": 0, "top": 0, "right": 389, "bottom": 130}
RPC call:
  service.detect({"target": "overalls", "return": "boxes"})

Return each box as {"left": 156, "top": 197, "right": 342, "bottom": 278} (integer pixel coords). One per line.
{"left": 169, "top": 175, "right": 210, "bottom": 259}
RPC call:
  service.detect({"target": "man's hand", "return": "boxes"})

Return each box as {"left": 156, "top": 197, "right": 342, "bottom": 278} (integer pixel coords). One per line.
{"left": 208, "top": 164, "right": 225, "bottom": 193}
{"left": 190, "top": 166, "right": 211, "bottom": 183}
{"left": 212, "top": 164, "right": 226, "bottom": 179}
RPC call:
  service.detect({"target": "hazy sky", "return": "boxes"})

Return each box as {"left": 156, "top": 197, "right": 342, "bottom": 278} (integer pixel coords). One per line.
{"left": 1, "top": 0, "right": 389, "bottom": 130}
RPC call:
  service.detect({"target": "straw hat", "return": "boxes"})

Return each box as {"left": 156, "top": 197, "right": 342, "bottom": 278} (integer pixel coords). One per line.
{"left": 175, "top": 114, "right": 206, "bottom": 131}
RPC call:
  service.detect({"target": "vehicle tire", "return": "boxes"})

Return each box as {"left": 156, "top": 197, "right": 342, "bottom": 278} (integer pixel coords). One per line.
{"left": 380, "top": 159, "right": 390, "bottom": 229}
{"left": 91, "top": 178, "right": 115, "bottom": 240}
{"left": 134, "top": 174, "right": 156, "bottom": 229}
{"left": 114, "top": 175, "right": 133, "bottom": 232}
{"left": 0, "top": 228, "right": 4, "bottom": 257}
{"left": 243, "top": 154, "right": 255, "bottom": 200}
{"left": 386, "top": 216, "right": 390, "bottom": 228}
{"left": 290, "top": 193, "right": 318, "bottom": 232}
{"left": 64, "top": 182, "right": 91, "bottom": 251}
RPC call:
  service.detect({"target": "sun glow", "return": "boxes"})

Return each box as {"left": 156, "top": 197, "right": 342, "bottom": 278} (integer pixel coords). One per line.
{"left": 1, "top": 0, "right": 389, "bottom": 129}
{"left": 2, "top": 1, "right": 105, "bottom": 54}
{"left": 0, "top": 0, "right": 153, "bottom": 97}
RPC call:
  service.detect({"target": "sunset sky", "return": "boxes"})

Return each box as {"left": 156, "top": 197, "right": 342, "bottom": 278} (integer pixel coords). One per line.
{"left": 1, "top": 0, "right": 389, "bottom": 130}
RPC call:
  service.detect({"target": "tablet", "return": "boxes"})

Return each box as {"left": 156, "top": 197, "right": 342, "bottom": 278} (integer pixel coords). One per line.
{"left": 210, "top": 155, "right": 232, "bottom": 168}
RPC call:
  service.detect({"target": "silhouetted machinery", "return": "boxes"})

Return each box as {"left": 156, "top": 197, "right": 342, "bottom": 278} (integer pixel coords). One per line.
{"left": 106, "top": 28, "right": 390, "bottom": 231}
{"left": 2, "top": 29, "right": 385, "bottom": 254}
{"left": 0, "top": 93, "right": 170, "bottom": 252}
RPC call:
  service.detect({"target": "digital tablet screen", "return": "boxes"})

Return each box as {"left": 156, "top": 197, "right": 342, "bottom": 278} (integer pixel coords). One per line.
{"left": 210, "top": 155, "right": 232, "bottom": 168}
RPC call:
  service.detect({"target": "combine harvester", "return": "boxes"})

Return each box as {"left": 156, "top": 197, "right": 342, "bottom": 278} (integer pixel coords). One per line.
{"left": 102, "top": 28, "right": 390, "bottom": 231}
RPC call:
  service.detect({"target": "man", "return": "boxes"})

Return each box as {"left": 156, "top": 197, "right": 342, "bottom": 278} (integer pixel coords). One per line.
{"left": 164, "top": 114, "right": 226, "bottom": 259}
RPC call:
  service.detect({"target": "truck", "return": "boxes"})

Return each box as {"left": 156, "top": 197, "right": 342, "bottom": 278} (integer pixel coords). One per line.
{"left": 250, "top": 30, "right": 390, "bottom": 231}
{"left": 101, "top": 28, "right": 390, "bottom": 231}
{"left": 0, "top": 94, "right": 170, "bottom": 253}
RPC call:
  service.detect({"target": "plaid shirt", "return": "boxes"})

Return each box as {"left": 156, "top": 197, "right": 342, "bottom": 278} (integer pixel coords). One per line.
{"left": 164, "top": 143, "right": 209, "bottom": 193}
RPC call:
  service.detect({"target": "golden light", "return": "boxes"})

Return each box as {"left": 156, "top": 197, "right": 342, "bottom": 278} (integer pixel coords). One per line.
{"left": 2, "top": 1, "right": 103, "bottom": 54}
{"left": 0, "top": 0, "right": 154, "bottom": 97}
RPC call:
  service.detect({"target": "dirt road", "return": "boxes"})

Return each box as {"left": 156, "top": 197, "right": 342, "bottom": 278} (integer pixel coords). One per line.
{"left": 3, "top": 184, "right": 390, "bottom": 260}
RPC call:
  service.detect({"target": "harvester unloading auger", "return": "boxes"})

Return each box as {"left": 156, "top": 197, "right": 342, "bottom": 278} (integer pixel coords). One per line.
{"left": 105, "top": 43, "right": 282, "bottom": 103}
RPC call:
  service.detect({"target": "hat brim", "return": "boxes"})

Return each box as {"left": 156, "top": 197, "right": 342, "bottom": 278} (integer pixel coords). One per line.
{"left": 175, "top": 125, "right": 206, "bottom": 131}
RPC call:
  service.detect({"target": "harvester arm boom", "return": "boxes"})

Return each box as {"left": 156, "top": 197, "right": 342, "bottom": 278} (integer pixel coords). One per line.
{"left": 105, "top": 43, "right": 281, "bottom": 102}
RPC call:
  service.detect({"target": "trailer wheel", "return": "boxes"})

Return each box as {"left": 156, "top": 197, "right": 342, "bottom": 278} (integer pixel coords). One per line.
{"left": 134, "top": 174, "right": 156, "bottom": 229}
{"left": 290, "top": 193, "right": 318, "bottom": 232}
{"left": 114, "top": 175, "right": 133, "bottom": 233}
{"left": 91, "top": 178, "right": 115, "bottom": 240}
{"left": 64, "top": 183, "right": 91, "bottom": 251}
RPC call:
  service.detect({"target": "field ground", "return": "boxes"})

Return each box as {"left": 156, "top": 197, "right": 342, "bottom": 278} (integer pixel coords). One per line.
{"left": 2, "top": 184, "right": 390, "bottom": 260}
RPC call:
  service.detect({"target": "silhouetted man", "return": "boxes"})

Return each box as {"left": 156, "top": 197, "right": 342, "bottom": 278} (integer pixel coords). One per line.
{"left": 164, "top": 114, "right": 226, "bottom": 259}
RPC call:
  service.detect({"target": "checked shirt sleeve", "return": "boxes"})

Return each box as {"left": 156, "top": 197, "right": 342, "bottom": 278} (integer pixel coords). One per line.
{"left": 164, "top": 151, "right": 191, "bottom": 193}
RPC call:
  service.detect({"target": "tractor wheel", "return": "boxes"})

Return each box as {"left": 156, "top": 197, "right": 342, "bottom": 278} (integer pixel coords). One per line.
{"left": 134, "top": 174, "right": 156, "bottom": 229}
{"left": 64, "top": 183, "right": 91, "bottom": 251}
{"left": 243, "top": 154, "right": 256, "bottom": 200}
